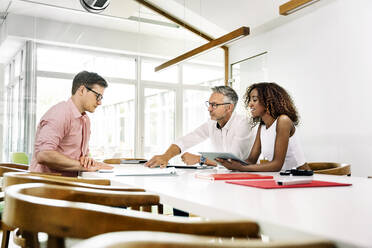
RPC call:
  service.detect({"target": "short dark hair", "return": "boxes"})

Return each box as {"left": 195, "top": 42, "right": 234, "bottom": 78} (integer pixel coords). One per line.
{"left": 71, "top": 71, "right": 108, "bottom": 95}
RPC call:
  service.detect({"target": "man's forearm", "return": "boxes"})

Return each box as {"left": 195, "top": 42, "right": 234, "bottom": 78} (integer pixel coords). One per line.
{"left": 163, "top": 144, "right": 181, "bottom": 160}
{"left": 36, "top": 150, "right": 83, "bottom": 171}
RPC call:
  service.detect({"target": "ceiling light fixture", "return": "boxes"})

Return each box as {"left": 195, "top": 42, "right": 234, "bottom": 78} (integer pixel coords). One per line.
{"left": 155, "top": 26, "right": 249, "bottom": 72}
{"left": 79, "top": 0, "right": 110, "bottom": 14}
{"left": 279, "top": 0, "right": 320, "bottom": 16}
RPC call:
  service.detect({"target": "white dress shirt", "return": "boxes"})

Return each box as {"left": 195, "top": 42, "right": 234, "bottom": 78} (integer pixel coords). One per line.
{"left": 174, "top": 112, "right": 256, "bottom": 160}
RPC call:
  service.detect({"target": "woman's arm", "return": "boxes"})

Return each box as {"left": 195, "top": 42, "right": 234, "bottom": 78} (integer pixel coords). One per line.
{"left": 246, "top": 125, "right": 262, "bottom": 164}
{"left": 217, "top": 115, "right": 293, "bottom": 172}
{"left": 216, "top": 125, "right": 262, "bottom": 171}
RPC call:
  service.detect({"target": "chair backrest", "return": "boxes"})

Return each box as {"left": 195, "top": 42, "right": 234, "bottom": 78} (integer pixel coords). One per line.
{"left": 3, "top": 183, "right": 259, "bottom": 242}
{"left": 73, "top": 231, "right": 336, "bottom": 248}
{"left": 0, "top": 166, "right": 28, "bottom": 177}
{"left": 307, "top": 162, "right": 351, "bottom": 176}
{"left": 2, "top": 172, "right": 145, "bottom": 192}
{"left": 0, "top": 163, "right": 29, "bottom": 171}
{"left": 11, "top": 152, "right": 29, "bottom": 165}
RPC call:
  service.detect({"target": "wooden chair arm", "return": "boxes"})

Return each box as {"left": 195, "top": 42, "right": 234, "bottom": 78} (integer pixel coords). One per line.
{"left": 0, "top": 166, "right": 27, "bottom": 176}
{"left": 0, "top": 163, "right": 29, "bottom": 170}
{"left": 29, "top": 173, "right": 111, "bottom": 185}
{"left": 3, "top": 172, "right": 144, "bottom": 192}
{"left": 73, "top": 231, "right": 336, "bottom": 248}
{"left": 3, "top": 184, "right": 259, "bottom": 239}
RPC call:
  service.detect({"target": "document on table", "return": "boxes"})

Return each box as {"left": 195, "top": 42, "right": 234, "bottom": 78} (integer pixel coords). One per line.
{"left": 113, "top": 167, "right": 177, "bottom": 176}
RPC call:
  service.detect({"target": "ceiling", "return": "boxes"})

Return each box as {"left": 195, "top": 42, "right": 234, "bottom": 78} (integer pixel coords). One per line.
{"left": 0, "top": 0, "right": 290, "bottom": 42}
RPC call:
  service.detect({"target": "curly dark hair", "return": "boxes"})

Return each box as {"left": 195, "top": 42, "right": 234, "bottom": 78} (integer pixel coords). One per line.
{"left": 244, "top": 82, "right": 299, "bottom": 126}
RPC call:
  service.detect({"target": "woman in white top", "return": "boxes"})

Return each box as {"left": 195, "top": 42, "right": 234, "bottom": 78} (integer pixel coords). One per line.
{"left": 217, "top": 82, "right": 309, "bottom": 172}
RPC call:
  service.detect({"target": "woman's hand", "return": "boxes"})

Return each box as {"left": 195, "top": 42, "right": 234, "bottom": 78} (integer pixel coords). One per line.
{"left": 216, "top": 158, "right": 247, "bottom": 171}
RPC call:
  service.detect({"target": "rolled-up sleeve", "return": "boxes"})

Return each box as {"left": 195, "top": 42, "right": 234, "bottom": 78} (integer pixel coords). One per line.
{"left": 174, "top": 122, "right": 209, "bottom": 153}
{"left": 34, "top": 106, "right": 68, "bottom": 154}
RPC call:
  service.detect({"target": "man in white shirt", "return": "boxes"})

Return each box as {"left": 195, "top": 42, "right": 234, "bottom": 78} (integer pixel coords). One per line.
{"left": 145, "top": 86, "right": 255, "bottom": 168}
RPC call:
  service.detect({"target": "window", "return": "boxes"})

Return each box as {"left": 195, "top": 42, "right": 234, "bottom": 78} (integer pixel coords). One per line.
{"left": 90, "top": 83, "right": 135, "bottom": 159}
{"left": 143, "top": 88, "right": 175, "bottom": 158}
{"left": 36, "top": 77, "right": 72, "bottom": 123}
{"left": 183, "top": 63, "right": 224, "bottom": 86}
{"left": 141, "top": 59, "right": 178, "bottom": 83}
{"left": 37, "top": 46, "right": 136, "bottom": 79}
{"left": 3, "top": 48, "right": 26, "bottom": 161}
{"left": 36, "top": 45, "right": 137, "bottom": 159}
{"left": 3, "top": 43, "right": 224, "bottom": 162}
{"left": 183, "top": 89, "right": 210, "bottom": 134}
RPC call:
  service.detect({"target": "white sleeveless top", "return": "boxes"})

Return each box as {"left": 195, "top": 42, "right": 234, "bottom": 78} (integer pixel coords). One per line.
{"left": 260, "top": 119, "right": 306, "bottom": 171}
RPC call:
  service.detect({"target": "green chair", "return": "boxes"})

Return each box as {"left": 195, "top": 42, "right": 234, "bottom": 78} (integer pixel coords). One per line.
{"left": 11, "top": 152, "right": 29, "bottom": 165}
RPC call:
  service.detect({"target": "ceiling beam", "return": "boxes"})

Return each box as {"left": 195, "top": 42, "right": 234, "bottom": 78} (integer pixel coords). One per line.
{"left": 133, "top": 0, "right": 227, "bottom": 49}
{"left": 279, "top": 0, "right": 320, "bottom": 15}
{"left": 134, "top": 0, "right": 234, "bottom": 86}
{"left": 155, "top": 27, "right": 249, "bottom": 72}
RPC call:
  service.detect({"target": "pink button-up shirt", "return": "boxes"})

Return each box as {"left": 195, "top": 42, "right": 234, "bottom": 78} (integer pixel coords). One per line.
{"left": 30, "top": 98, "right": 91, "bottom": 177}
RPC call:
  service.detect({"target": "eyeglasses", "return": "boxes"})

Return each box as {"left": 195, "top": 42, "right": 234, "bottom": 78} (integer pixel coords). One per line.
{"left": 205, "top": 101, "right": 231, "bottom": 109}
{"left": 85, "top": 86, "right": 103, "bottom": 101}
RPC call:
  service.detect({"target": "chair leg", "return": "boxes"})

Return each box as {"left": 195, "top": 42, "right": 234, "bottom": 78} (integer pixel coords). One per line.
{"left": 23, "top": 231, "right": 39, "bottom": 248}
{"left": 1, "top": 229, "right": 10, "bottom": 248}
{"left": 142, "top": 205, "right": 152, "bottom": 212}
{"left": 47, "top": 235, "right": 64, "bottom": 248}
{"left": 158, "top": 204, "right": 164, "bottom": 214}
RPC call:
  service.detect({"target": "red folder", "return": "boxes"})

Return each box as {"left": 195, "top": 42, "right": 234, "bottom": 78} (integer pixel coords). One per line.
{"left": 226, "top": 180, "right": 352, "bottom": 189}
{"left": 195, "top": 173, "right": 273, "bottom": 180}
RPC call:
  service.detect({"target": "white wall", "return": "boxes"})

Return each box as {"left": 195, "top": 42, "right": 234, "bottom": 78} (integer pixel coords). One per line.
{"left": 230, "top": 0, "right": 372, "bottom": 176}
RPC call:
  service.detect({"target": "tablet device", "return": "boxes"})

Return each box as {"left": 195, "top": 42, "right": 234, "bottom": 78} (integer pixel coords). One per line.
{"left": 199, "top": 152, "right": 248, "bottom": 165}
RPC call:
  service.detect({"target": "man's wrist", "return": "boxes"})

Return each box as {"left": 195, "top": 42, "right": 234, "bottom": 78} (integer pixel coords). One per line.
{"left": 199, "top": 155, "right": 206, "bottom": 166}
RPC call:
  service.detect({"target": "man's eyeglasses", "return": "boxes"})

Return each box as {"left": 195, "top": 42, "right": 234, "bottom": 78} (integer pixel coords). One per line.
{"left": 205, "top": 101, "right": 231, "bottom": 109}
{"left": 85, "top": 86, "right": 103, "bottom": 101}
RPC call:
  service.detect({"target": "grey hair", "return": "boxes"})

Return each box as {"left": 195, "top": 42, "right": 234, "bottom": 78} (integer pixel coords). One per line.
{"left": 211, "top": 86, "right": 238, "bottom": 110}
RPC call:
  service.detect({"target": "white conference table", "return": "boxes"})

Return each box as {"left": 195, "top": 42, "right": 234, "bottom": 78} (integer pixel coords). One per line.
{"left": 82, "top": 165, "right": 372, "bottom": 248}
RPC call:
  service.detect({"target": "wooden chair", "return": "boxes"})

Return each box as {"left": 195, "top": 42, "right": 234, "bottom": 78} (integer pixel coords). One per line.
{"left": 2, "top": 172, "right": 145, "bottom": 192}
{"left": 0, "top": 163, "right": 29, "bottom": 171}
{"left": 1, "top": 172, "right": 146, "bottom": 248}
{"left": 73, "top": 231, "right": 336, "bottom": 248}
{"left": 307, "top": 162, "right": 351, "bottom": 176}
{"left": 3, "top": 183, "right": 259, "bottom": 248}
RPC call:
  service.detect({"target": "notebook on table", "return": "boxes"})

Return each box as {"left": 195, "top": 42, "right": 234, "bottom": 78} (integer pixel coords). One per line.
{"left": 195, "top": 172, "right": 273, "bottom": 180}
{"left": 226, "top": 180, "right": 352, "bottom": 189}
{"left": 100, "top": 167, "right": 177, "bottom": 176}
{"left": 167, "top": 164, "right": 214, "bottom": 170}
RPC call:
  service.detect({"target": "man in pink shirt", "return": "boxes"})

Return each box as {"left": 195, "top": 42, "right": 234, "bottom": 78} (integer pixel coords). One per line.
{"left": 30, "top": 71, "right": 112, "bottom": 176}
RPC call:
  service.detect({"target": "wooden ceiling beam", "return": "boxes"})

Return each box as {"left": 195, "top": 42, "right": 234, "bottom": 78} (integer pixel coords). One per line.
{"left": 155, "top": 27, "right": 249, "bottom": 72}
{"left": 279, "top": 0, "right": 319, "bottom": 15}
{"left": 133, "top": 0, "right": 227, "bottom": 49}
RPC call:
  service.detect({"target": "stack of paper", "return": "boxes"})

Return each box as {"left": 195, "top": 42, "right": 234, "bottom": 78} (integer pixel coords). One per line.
{"left": 114, "top": 167, "right": 177, "bottom": 176}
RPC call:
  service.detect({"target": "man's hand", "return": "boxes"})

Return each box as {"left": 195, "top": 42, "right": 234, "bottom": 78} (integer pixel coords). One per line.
{"left": 80, "top": 156, "right": 95, "bottom": 169}
{"left": 145, "top": 155, "right": 169, "bottom": 168}
{"left": 85, "top": 162, "right": 113, "bottom": 172}
{"left": 181, "top": 152, "right": 200, "bottom": 165}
